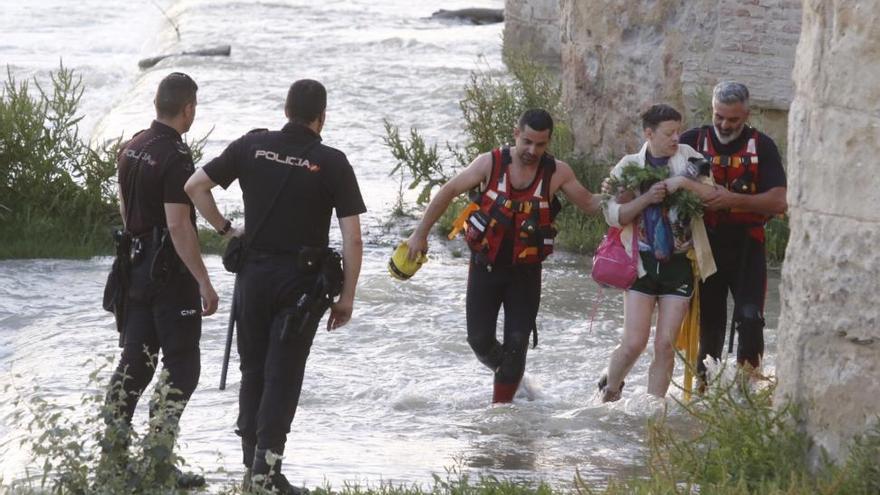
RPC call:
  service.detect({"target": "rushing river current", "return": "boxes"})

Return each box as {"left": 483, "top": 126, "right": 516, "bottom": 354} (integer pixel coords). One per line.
{"left": 0, "top": 0, "right": 781, "bottom": 489}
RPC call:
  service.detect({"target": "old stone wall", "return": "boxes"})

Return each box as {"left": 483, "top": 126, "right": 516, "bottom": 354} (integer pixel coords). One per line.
{"left": 503, "top": 0, "right": 561, "bottom": 69}
{"left": 552, "top": 0, "right": 800, "bottom": 158}
{"left": 775, "top": 0, "right": 880, "bottom": 462}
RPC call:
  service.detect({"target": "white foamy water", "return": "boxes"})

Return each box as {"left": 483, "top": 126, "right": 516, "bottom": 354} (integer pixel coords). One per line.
{"left": 0, "top": 0, "right": 781, "bottom": 490}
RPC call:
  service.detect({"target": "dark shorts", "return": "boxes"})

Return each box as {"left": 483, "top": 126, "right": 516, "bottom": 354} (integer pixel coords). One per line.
{"left": 629, "top": 251, "right": 694, "bottom": 299}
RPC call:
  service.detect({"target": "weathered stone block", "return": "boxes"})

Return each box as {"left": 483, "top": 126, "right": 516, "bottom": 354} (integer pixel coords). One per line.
{"left": 777, "top": 0, "right": 880, "bottom": 463}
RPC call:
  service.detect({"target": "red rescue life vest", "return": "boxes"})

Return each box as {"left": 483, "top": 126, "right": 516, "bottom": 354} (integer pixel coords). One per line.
{"left": 697, "top": 127, "right": 769, "bottom": 241}
{"left": 464, "top": 147, "right": 559, "bottom": 265}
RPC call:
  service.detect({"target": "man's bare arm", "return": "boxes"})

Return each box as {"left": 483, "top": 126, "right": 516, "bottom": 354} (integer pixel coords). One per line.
{"left": 327, "top": 214, "right": 363, "bottom": 331}
{"left": 406, "top": 153, "right": 491, "bottom": 258}
{"left": 165, "top": 203, "right": 218, "bottom": 316}
{"left": 555, "top": 161, "right": 601, "bottom": 215}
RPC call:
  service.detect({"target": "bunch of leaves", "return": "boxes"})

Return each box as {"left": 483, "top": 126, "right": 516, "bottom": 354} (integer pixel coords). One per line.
{"left": 0, "top": 64, "right": 121, "bottom": 255}
{"left": 604, "top": 162, "right": 704, "bottom": 220}
{"left": 577, "top": 363, "right": 880, "bottom": 495}
{"left": 383, "top": 119, "right": 447, "bottom": 208}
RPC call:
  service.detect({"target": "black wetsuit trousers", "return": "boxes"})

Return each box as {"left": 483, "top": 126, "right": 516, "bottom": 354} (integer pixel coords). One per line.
{"left": 235, "top": 253, "right": 324, "bottom": 466}
{"left": 466, "top": 260, "right": 541, "bottom": 386}
{"left": 107, "top": 251, "right": 202, "bottom": 432}
{"left": 698, "top": 227, "right": 767, "bottom": 375}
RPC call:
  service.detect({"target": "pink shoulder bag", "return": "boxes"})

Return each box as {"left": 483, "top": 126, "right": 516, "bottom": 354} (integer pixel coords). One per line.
{"left": 591, "top": 226, "right": 639, "bottom": 290}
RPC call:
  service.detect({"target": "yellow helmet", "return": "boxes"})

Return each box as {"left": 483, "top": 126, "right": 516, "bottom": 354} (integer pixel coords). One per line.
{"left": 388, "top": 241, "right": 427, "bottom": 280}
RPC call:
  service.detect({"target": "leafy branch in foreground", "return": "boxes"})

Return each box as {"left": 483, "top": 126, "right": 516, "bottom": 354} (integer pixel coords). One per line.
{"left": 383, "top": 119, "right": 450, "bottom": 207}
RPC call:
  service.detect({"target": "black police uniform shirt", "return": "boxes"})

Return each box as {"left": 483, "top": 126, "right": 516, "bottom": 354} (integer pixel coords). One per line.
{"left": 202, "top": 122, "right": 366, "bottom": 251}
{"left": 118, "top": 120, "right": 197, "bottom": 236}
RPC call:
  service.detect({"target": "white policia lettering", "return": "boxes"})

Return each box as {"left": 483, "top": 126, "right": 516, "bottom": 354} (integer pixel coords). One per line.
{"left": 254, "top": 149, "right": 314, "bottom": 170}
{"left": 124, "top": 149, "right": 157, "bottom": 166}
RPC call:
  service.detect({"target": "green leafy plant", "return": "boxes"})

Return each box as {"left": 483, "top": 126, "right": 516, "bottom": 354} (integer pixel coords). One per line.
{"left": 604, "top": 163, "right": 704, "bottom": 221}
{"left": 4, "top": 353, "right": 200, "bottom": 494}
{"left": 0, "top": 63, "right": 214, "bottom": 259}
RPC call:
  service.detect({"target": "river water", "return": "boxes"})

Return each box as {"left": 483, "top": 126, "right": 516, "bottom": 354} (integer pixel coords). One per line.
{"left": 0, "top": 0, "right": 781, "bottom": 490}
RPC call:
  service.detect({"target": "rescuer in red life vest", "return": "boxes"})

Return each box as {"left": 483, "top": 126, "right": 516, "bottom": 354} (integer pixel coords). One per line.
{"left": 679, "top": 81, "right": 788, "bottom": 385}
{"left": 406, "top": 109, "right": 602, "bottom": 403}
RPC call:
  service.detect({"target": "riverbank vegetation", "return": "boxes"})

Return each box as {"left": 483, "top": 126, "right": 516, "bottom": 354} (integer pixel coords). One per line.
{"left": 0, "top": 65, "right": 221, "bottom": 259}
{"left": 0, "top": 65, "right": 120, "bottom": 258}
{"left": 4, "top": 359, "right": 877, "bottom": 494}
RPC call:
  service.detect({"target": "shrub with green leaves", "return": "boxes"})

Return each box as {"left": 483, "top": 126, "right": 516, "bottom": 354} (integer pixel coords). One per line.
{"left": 4, "top": 355, "right": 204, "bottom": 494}
{"left": 578, "top": 374, "right": 880, "bottom": 495}
{"left": 0, "top": 64, "right": 121, "bottom": 258}
{"left": 0, "top": 64, "right": 213, "bottom": 259}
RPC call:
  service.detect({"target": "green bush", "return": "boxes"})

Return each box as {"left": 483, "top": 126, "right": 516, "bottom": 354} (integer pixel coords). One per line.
{"left": 0, "top": 64, "right": 121, "bottom": 258}
{"left": 4, "top": 355, "right": 202, "bottom": 494}
{"left": 0, "top": 64, "right": 216, "bottom": 259}
{"left": 578, "top": 376, "right": 880, "bottom": 495}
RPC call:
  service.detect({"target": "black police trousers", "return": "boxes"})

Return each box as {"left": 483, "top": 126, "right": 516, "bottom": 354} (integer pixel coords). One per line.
{"left": 235, "top": 252, "right": 325, "bottom": 465}
{"left": 106, "top": 246, "right": 202, "bottom": 430}
{"left": 466, "top": 260, "right": 541, "bottom": 387}
{"left": 698, "top": 227, "right": 767, "bottom": 375}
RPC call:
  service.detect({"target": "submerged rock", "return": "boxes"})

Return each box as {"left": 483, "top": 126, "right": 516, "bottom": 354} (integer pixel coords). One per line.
{"left": 431, "top": 8, "right": 504, "bottom": 25}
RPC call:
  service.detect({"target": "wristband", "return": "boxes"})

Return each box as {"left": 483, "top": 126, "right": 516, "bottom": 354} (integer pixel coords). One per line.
{"left": 217, "top": 219, "right": 232, "bottom": 235}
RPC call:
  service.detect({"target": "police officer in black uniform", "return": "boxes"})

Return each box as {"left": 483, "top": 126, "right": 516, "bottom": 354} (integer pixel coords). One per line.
{"left": 185, "top": 79, "right": 365, "bottom": 494}
{"left": 106, "top": 72, "right": 218, "bottom": 488}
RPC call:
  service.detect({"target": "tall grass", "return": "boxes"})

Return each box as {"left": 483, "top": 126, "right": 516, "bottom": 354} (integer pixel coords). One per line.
{"left": 580, "top": 376, "right": 880, "bottom": 495}
{"left": 4, "top": 355, "right": 200, "bottom": 494}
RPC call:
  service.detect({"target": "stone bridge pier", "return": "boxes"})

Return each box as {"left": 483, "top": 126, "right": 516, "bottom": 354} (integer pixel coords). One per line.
{"left": 776, "top": 0, "right": 880, "bottom": 462}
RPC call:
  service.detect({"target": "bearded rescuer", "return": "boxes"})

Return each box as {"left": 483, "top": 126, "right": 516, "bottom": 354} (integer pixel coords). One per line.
{"left": 679, "top": 81, "right": 787, "bottom": 384}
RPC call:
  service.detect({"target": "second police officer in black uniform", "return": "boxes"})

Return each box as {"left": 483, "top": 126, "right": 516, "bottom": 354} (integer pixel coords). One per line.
{"left": 105, "top": 72, "right": 218, "bottom": 488}
{"left": 185, "top": 79, "right": 365, "bottom": 495}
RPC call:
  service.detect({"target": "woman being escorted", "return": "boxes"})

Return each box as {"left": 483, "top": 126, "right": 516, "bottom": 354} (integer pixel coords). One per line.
{"left": 599, "top": 104, "right": 716, "bottom": 402}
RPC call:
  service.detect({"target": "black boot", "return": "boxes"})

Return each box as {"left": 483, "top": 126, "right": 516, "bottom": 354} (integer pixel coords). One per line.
{"left": 251, "top": 447, "right": 309, "bottom": 495}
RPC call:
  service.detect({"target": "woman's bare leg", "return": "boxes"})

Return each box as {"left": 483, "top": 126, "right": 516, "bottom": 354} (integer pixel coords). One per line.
{"left": 647, "top": 296, "right": 690, "bottom": 397}
{"left": 603, "top": 291, "right": 656, "bottom": 400}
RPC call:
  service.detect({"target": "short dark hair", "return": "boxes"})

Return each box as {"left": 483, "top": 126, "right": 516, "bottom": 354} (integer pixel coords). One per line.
{"left": 518, "top": 109, "right": 554, "bottom": 137}
{"left": 155, "top": 72, "right": 198, "bottom": 119}
{"left": 641, "top": 104, "right": 682, "bottom": 131}
{"left": 285, "top": 79, "right": 327, "bottom": 124}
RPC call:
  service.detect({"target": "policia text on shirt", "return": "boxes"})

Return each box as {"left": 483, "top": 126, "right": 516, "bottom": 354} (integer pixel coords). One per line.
{"left": 185, "top": 79, "right": 365, "bottom": 495}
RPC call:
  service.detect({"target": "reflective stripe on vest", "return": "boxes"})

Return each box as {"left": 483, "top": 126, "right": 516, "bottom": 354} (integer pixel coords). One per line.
{"left": 465, "top": 147, "right": 557, "bottom": 265}
{"left": 698, "top": 128, "right": 769, "bottom": 230}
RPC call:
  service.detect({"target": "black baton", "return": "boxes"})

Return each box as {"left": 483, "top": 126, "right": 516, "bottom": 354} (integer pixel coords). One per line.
{"left": 219, "top": 277, "right": 239, "bottom": 390}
